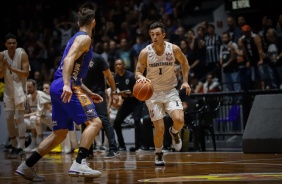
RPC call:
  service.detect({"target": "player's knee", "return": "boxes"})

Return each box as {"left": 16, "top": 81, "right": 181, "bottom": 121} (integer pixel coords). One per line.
{"left": 88, "top": 118, "right": 102, "bottom": 129}
{"left": 54, "top": 129, "right": 69, "bottom": 140}
{"left": 172, "top": 114, "right": 184, "bottom": 125}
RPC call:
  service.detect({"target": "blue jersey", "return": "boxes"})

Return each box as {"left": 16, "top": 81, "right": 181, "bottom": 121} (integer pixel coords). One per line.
{"left": 54, "top": 31, "right": 93, "bottom": 85}
{"left": 50, "top": 31, "right": 98, "bottom": 131}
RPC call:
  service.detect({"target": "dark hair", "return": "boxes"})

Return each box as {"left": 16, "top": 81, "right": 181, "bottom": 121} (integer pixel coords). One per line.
{"left": 77, "top": 7, "right": 95, "bottom": 27}
{"left": 27, "top": 79, "right": 37, "bottom": 87}
{"left": 5, "top": 33, "right": 16, "bottom": 42}
{"left": 222, "top": 31, "right": 230, "bottom": 37}
{"left": 43, "top": 81, "right": 51, "bottom": 86}
{"left": 149, "top": 22, "right": 166, "bottom": 33}
{"left": 207, "top": 24, "right": 215, "bottom": 29}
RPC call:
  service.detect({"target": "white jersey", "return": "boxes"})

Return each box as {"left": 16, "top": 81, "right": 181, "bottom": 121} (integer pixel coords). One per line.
{"left": 26, "top": 93, "right": 38, "bottom": 113}
{"left": 3, "top": 48, "right": 27, "bottom": 104}
{"left": 146, "top": 41, "right": 177, "bottom": 91}
{"left": 26, "top": 90, "right": 51, "bottom": 116}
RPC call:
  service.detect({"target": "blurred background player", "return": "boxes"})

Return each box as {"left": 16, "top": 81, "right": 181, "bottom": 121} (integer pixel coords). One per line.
{"left": 0, "top": 33, "right": 30, "bottom": 158}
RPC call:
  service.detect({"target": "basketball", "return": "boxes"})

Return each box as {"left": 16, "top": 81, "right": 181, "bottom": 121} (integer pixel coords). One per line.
{"left": 133, "top": 81, "right": 154, "bottom": 101}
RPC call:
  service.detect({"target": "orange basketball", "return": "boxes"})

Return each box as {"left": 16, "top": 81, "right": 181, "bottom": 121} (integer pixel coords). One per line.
{"left": 133, "top": 81, "right": 154, "bottom": 101}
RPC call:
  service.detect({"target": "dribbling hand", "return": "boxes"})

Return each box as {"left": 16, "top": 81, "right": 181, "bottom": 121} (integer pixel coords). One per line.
{"left": 180, "top": 82, "right": 191, "bottom": 96}
{"left": 136, "top": 76, "right": 151, "bottom": 83}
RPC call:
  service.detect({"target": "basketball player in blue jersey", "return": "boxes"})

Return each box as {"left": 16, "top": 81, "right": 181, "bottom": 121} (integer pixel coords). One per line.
{"left": 135, "top": 22, "right": 191, "bottom": 166}
{"left": 15, "top": 7, "right": 103, "bottom": 182}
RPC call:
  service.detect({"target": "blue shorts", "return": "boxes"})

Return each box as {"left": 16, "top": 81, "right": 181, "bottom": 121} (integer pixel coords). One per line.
{"left": 50, "top": 78, "right": 98, "bottom": 131}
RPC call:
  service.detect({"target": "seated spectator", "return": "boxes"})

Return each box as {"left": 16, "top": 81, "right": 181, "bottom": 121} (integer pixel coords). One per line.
{"left": 194, "top": 73, "right": 221, "bottom": 93}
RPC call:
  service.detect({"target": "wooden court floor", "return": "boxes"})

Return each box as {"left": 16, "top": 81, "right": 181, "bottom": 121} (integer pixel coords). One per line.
{"left": 1, "top": 150, "right": 282, "bottom": 184}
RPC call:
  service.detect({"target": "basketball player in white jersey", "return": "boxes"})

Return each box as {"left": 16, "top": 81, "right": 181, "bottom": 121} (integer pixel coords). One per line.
{"left": 135, "top": 22, "right": 191, "bottom": 166}
{"left": 24, "top": 79, "right": 52, "bottom": 152}
{"left": 0, "top": 33, "right": 30, "bottom": 158}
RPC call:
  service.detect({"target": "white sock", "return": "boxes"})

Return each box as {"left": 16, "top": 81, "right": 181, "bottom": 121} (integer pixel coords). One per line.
{"left": 18, "top": 138, "right": 26, "bottom": 149}
{"left": 171, "top": 126, "right": 178, "bottom": 134}
{"left": 31, "top": 137, "right": 37, "bottom": 145}
{"left": 155, "top": 147, "right": 162, "bottom": 153}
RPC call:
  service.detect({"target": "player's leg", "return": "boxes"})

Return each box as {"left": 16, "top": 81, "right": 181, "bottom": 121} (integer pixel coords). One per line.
{"left": 67, "top": 86, "right": 102, "bottom": 178}
{"left": 146, "top": 98, "right": 166, "bottom": 166}
{"left": 165, "top": 89, "right": 184, "bottom": 151}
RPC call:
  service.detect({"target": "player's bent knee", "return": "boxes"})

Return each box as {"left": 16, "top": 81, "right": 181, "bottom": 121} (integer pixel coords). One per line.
{"left": 88, "top": 118, "right": 102, "bottom": 129}
{"left": 54, "top": 129, "right": 69, "bottom": 140}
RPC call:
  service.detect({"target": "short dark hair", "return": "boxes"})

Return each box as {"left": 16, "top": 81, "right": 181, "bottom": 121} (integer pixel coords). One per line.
{"left": 43, "top": 81, "right": 51, "bottom": 86}
{"left": 27, "top": 79, "right": 37, "bottom": 87}
{"left": 149, "top": 22, "right": 166, "bottom": 33}
{"left": 222, "top": 31, "right": 230, "bottom": 37}
{"left": 77, "top": 7, "right": 95, "bottom": 27}
{"left": 5, "top": 33, "right": 16, "bottom": 42}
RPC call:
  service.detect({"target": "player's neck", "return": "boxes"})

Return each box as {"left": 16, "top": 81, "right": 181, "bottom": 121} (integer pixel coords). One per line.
{"left": 79, "top": 27, "right": 92, "bottom": 37}
{"left": 7, "top": 50, "right": 16, "bottom": 60}
{"left": 152, "top": 42, "right": 165, "bottom": 56}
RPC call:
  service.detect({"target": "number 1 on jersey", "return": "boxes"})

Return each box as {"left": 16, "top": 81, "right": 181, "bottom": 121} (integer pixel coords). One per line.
{"left": 159, "top": 68, "right": 162, "bottom": 75}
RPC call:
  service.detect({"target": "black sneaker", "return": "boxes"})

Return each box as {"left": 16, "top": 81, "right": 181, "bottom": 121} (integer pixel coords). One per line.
{"left": 4, "top": 144, "right": 13, "bottom": 152}
{"left": 8, "top": 148, "right": 26, "bottom": 160}
{"left": 155, "top": 152, "right": 165, "bottom": 166}
{"left": 104, "top": 150, "right": 120, "bottom": 159}
{"left": 129, "top": 147, "right": 138, "bottom": 152}
{"left": 94, "top": 146, "right": 106, "bottom": 153}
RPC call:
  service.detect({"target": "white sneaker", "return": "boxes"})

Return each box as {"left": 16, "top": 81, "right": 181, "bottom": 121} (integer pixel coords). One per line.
{"left": 169, "top": 127, "right": 182, "bottom": 151}
{"left": 24, "top": 143, "right": 37, "bottom": 152}
{"left": 15, "top": 161, "right": 45, "bottom": 182}
{"left": 68, "top": 159, "right": 101, "bottom": 178}
{"left": 155, "top": 152, "right": 165, "bottom": 166}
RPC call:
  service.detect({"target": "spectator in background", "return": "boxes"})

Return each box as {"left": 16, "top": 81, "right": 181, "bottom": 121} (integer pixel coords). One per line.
{"left": 33, "top": 70, "right": 44, "bottom": 91}
{"left": 234, "top": 15, "right": 247, "bottom": 41}
{"left": 219, "top": 32, "right": 241, "bottom": 92}
{"left": 265, "top": 28, "right": 282, "bottom": 89}
{"left": 225, "top": 15, "right": 243, "bottom": 44}
{"left": 55, "top": 20, "right": 77, "bottom": 49}
{"left": 186, "top": 29, "right": 201, "bottom": 80}
{"left": 115, "top": 38, "right": 137, "bottom": 72}
{"left": 107, "top": 40, "right": 118, "bottom": 72}
{"left": 195, "top": 26, "right": 207, "bottom": 79}
{"left": 194, "top": 73, "right": 221, "bottom": 94}
{"left": 132, "top": 34, "right": 148, "bottom": 58}
{"left": 204, "top": 24, "right": 222, "bottom": 80}
{"left": 24, "top": 31, "right": 45, "bottom": 78}
{"left": 239, "top": 24, "right": 267, "bottom": 90}
{"left": 276, "top": 14, "right": 282, "bottom": 40}
{"left": 23, "top": 79, "right": 52, "bottom": 152}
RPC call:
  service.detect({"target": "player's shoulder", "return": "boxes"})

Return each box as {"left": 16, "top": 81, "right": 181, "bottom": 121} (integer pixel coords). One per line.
{"left": 139, "top": 46, "right": 149, "bottom": 56}
{"left": 16, "top": 48, "right": 27, "bottom": 55}
{"left": 76, "top": 34, "right": 91, "bottom": 45}
{"left": 170, "top": 43, "right": 181, "bottom": 52}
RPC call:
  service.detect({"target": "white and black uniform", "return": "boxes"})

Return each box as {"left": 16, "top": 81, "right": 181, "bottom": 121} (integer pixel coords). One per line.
{"left": 3, "top": 48, "right": 27, "bottom": 111}
{"left": 25, "top": 91, "right": 52, "bottom": 129}
{"left": 145, "top": 41, "right": 183, "bottom": 121}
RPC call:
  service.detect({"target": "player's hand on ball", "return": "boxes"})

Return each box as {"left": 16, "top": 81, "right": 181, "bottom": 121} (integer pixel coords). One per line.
{"left": 136, "top": 76, "right": 151, "bottom": 83}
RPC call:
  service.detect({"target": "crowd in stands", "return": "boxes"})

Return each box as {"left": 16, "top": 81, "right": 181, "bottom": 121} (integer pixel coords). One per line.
{"left": 1, "top": 0, "right": 282, "bottom": 94}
